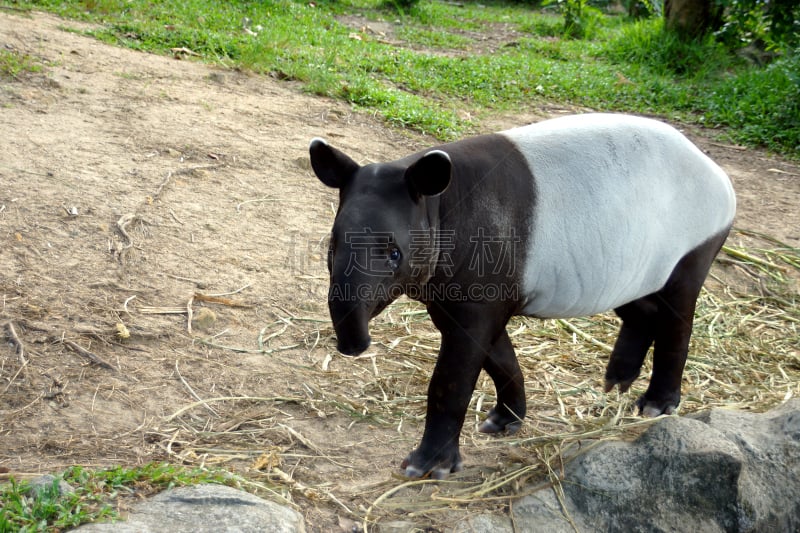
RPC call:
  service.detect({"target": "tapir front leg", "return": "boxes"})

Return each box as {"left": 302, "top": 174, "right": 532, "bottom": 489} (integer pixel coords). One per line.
{"left": 401, "top": 302, "right": 510, "bottom": 479}
{"left": 479, "top": 329, "right": 526, "bottom": 434}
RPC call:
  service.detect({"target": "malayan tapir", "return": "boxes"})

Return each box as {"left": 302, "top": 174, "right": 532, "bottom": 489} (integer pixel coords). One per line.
{"left": 308, "top": 113, "right": 736, "bottom": 479}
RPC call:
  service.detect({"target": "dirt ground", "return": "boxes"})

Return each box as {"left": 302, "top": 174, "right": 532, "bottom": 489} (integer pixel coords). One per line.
{"left": 1, "top": 10, "right": 799, "bottom": 531}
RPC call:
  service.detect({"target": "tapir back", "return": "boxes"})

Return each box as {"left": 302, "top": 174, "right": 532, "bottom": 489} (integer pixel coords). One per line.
{"left": 501, "top": 114, "right": 736, "bottom": 318}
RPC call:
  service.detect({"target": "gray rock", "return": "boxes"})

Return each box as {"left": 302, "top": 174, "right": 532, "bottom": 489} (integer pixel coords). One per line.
{"left": 28, "top": 474, "right": 75, "bottom": 498}
{"left": 511, "top": 399, "right": 800, "bottom": 533}
{"left": 74, "top": 483, "right": 305, "bottom": 533}
{"left": 508, "top": 489, "right": 589, "bottom": 533}
{"left": 693, "top": 400, "right": 800, "bottom": 532}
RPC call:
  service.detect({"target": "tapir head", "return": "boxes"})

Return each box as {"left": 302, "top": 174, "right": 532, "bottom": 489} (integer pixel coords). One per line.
{"left": 309, "top": 139, "right": 451, "bottom": 356}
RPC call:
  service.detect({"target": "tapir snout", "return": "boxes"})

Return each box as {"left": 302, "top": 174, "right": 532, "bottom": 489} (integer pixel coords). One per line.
{"left": 328, "top": 296, "right": 372, "bottom": 356}
{"left": 332, "top": 322, "right": 371, "bottom": 356}
{"left": 328, "top": 278, "right": 402, "bottom": 355}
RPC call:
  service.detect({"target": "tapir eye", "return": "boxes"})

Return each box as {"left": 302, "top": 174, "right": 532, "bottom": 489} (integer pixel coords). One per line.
{"left": 389, "top": 247, "right": 402, "bottom": 262}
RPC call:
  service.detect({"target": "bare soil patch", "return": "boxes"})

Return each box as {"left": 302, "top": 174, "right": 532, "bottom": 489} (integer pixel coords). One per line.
{"left": 1, "top": 10, "right": 798, "bottom": 531}
{"left": 337, "top": 13, "right": 528, "bottom": 57}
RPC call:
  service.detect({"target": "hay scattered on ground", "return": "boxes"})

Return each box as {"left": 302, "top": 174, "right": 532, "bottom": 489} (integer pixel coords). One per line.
{"left": 152, "top": 228, "right": 798, "bottom": 528}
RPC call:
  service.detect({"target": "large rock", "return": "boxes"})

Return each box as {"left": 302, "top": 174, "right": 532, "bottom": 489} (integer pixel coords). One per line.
{"left": 512, "top": 399, "right": 800, "bottom": 532}
{"left": 74, "top": 483, "right": 305, "bottom": 533}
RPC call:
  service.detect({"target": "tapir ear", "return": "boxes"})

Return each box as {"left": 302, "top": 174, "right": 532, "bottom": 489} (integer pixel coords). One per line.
{"left": 309, "top": 138, "right": 361, "bottom": 189}
{"left": 405, "top": 150, "right": 452, "bottom": 198}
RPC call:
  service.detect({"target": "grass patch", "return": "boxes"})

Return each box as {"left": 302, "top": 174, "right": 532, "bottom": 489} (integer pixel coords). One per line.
{"left": 4, "top": 0, "right": 798, "bottom": 155}
{"left": 0, "top": 463, "right": 237, "bottom": 531}
{"left": 703, "top": 54, "right": 800, "bottom": 153}
{"left": 604, "top": 18, "right": 736, "bottom": 78}
{"left": 0, "top": 47, "right": 42, "bottom": 80}
{"left": 603, "top": 20, "right": 800, "bottom": 153}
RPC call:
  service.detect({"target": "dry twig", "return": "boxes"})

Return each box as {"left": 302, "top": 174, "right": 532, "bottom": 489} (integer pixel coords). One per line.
{"left": 175, "top": 359, "right": 219, "bottom": 417}
{"left": 194, "top": 292, "right": 253, "bottom": 308}
{"left": 2, "top": 321, "right": 29, "bottom": 392}
{"left": 62, "top": 340, "right": 115, "bottom": 371}
{"left": 5, "top": 321, "right": 26, "bottom": 366}
{"left": 186, "top": 295, "right": 194, "bottom": 334}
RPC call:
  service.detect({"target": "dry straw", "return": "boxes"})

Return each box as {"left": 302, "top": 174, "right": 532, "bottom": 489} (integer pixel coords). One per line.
{"left": 164, "top": 229, "right": 798, "bottom": 529}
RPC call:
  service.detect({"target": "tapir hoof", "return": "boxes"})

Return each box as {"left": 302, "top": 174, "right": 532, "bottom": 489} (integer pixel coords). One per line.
{"left": 478, "top": 419, "right": 522, "bottom": 435}
{"left": 478, "top": 408, "right": 523, "bottom": 435}
{"left": 636, "top": 395, "right": 678, "bottom": 417}
{"left": 400, "top": 451, "right": 463, "bottom": 480}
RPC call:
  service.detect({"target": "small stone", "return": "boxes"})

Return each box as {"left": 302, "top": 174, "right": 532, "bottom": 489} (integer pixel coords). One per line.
{"left": 28, "top": 475, "right": 75, "bottom": 498}
{"left": 207, "top": 72, "right": 226, "bottom": 84}
{"left": 191, "top": 307, "right": 216, "bottom": 331}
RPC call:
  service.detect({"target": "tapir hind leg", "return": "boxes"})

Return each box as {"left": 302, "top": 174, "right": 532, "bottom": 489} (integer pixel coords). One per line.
{"left": 605, "top": 297, "right": 659, "bottom": 394}
{"left": 478, "top": 329, "right": 527, "bottom": 434}
{"left": 636, "top": 232, "right": 730, "bottom": 416}
{"left": 636, "top": 287, "right": 698, "bottom": 416}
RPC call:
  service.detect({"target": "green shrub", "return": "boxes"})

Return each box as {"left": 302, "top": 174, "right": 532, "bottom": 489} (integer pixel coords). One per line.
{"left": 542, "top": 0, "right": 603, "bottom": 39}
{"left": 704, "top": 50, "right": 800, "bottom": 152}
{"left": 604, "top": 18, "right": 734, "bottom": 77}
{"left": 716, "top": 0, "right": 800, "bottom": 52}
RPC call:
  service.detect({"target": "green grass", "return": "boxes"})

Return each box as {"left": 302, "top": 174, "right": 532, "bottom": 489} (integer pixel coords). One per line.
{"left": 0, "top": 463, "right": 234, "bottom": 531}
{"left": 0, "top": 47, "right": 42, "bottom": 80}
{"left": 2, "top": 0, "right": 797, "bottom": 153}
{"left": 703, "top": 54, "right": 800, "bottom": 151}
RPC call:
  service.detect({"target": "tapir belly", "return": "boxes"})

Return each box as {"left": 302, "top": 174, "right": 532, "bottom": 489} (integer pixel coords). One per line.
{"left": 502, "top": 114, "right": 736, "bottom": 318}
